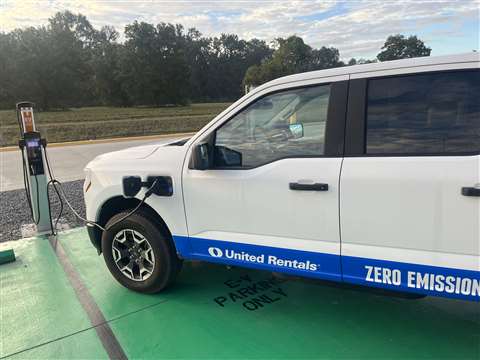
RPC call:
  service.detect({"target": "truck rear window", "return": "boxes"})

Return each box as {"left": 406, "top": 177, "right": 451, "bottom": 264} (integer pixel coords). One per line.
{"left": 366, "top": 70, "right": 480, "bottom": 155}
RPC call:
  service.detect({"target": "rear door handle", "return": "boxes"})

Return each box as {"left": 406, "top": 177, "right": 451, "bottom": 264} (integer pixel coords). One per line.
{"left": 289, "top": 182, "right": 329, "bottom": 191}
{"left": 462, "top": 187, "right": 480, "bottom": 197}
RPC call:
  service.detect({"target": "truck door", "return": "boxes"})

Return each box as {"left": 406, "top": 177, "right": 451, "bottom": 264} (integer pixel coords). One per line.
{"left": 340, "top": 67, "right": 480, "bottom": 300}
{"left": 181, "top": 76, "right": 348, "bottom": 281}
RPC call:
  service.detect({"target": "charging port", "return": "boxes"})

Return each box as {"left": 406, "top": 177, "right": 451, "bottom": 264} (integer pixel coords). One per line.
{"left": 122, "top": 176, "right": 173, "bottom": 198}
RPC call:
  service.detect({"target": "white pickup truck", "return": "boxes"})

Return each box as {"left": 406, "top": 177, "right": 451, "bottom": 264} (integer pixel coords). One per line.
{"left": 84, "top": 53, "right": 479, "bottom": 301}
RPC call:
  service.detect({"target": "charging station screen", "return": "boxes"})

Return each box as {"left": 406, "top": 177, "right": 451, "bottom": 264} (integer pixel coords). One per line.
{"left": 26, "top": 138, "right": 40, "bottom": 148}
{"left": 25, "top": 137, "right": 43, "bottom": 171}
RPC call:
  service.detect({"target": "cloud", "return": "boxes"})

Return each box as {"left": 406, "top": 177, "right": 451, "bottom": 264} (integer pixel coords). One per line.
{"left": 0, "top": 0, "right": 478, "bottom": 59}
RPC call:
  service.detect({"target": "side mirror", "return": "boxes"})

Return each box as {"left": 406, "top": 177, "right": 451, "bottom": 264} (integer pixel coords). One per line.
{"left": 190, "top": 142, "right": 212, "bottom": 170}
{"left": 289, "top": 123, "right": 304, "bottom": 139}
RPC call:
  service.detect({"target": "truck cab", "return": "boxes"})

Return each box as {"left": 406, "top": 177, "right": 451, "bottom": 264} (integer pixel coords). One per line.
{"left": 84, "top": 53, "right": 479, "bottom": 300}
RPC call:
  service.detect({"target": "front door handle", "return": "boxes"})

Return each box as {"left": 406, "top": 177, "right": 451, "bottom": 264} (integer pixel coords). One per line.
{"left": 289, "top": 182, "right": 329, "bottom": 191}
{"left": 462, "top": 187, "right": 480, "bottom": 197}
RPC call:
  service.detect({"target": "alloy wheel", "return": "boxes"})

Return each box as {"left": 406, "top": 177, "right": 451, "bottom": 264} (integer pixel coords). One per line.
{"left": 112, "top": 229, "right": 155, "bottom": 281}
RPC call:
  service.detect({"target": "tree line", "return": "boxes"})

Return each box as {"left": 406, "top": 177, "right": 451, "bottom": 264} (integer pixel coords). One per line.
{"left": 0, "top": 11, "right": 431, "bottom": 110}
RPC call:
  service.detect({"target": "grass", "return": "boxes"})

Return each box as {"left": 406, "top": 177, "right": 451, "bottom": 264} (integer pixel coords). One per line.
{"left": 0, "top": 103, "right": 231, "bottom": 146}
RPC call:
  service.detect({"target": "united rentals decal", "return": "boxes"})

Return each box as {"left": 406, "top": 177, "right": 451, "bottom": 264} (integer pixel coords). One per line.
{"left": 208, "top": 247, "right": 318, "bottom": 271}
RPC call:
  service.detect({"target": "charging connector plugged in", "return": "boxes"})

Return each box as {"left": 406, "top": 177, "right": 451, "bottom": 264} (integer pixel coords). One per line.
{"left": 122, "top": 176, "right": 173, "bottom": 198}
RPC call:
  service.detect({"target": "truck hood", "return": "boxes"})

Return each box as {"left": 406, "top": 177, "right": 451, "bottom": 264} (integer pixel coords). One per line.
{"left": 99, "top": 136, "right": 191, "bottom": 160}
{"left": 92, "top": 144, "right": 161, "bottom": 162}
{"left": 85, "top": 138, "right": 190, "bottom": 170}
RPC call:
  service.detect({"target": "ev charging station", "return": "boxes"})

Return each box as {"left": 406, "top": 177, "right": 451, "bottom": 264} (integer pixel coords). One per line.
{"left": 16, "top": 102, "right": 52, "bottom": 234}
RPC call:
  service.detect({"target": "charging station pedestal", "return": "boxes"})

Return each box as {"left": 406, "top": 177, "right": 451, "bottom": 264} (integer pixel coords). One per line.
{"left": 17, "top": 102, "right": 52, "bottom": 235}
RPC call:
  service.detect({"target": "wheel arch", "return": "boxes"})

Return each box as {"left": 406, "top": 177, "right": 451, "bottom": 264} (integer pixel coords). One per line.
{"left": 90, "top": 196, "right": 175, "bottom": 255}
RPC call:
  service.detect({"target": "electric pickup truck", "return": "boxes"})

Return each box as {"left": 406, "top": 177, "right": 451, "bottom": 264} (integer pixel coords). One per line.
{"left": 84, "top": 53, "right": 479, "bottom": 301}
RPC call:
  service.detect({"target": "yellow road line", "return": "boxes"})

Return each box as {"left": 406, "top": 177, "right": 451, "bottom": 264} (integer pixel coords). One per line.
{"left": 0, "top": 132, "right": 196, "bottom": 152}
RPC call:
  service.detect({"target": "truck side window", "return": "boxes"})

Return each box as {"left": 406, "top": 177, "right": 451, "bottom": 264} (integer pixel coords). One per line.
{"left": 214, "top": 84, "right": 331, "bottom": 168}
{"left": 366, "top": 70, "right": 480, "bottom": 155}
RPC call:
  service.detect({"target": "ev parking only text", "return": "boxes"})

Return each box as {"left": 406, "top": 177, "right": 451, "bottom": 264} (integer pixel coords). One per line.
{"left": 213, "top": 274, "right": 288, "bottom": 311}
{"left": 365, "top": 265, "right": 480, "bottom": 297}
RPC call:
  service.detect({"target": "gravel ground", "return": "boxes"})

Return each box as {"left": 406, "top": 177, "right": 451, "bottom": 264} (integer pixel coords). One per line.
{"left": 0, "top": 179, "right": 86, "bottom": 243}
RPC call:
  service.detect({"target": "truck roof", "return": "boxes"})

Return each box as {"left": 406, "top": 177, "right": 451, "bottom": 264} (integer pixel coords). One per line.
{"left": 261, "top": 52, "right": 479, "bottom": 90}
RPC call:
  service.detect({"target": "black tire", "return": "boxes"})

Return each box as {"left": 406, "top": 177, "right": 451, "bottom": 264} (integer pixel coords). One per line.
{"left": 101, "top": 209, "right": 182, "bottom": 293}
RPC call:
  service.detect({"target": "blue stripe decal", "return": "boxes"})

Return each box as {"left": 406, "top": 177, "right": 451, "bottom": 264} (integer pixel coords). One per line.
{"left": 173, "top": 235, "right": 341, "bottom": 282}
{"left": 172, "top": 235, "right": 479, "bottom": 301}
{"left": 342, "top": 255, "right": 480, "bottom": 301}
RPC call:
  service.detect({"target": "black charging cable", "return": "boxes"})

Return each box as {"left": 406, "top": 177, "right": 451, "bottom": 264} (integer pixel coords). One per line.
{"left": 44, "top": 145, "right": 64, "bottom": 235}
{"left": 32, "top": 171, "right": 40, "bottom": 224}
{"left": 42, "top": 143, "right": 158, "bottom": 235}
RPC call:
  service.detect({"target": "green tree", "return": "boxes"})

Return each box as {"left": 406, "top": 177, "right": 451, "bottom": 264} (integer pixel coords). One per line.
{"left": 377, "top": 34, "right": 431, "bottom": 61}
{"left": 0, "top": 11, "right": 98, "bottom": 110}
{"left": 46, "top": 11, "right": 97, "bottom": 108}
{"left": 184, "top": 28, "right": 211, "bottom": 101}
{"left": 204, "top": 34, "right": 272, "bottom": 100}
{"left": 0, "top": 32, "right": 19, "bottom": 108}
{"left": 243, "top": 36, "right": 342, "bottom": 88}
{"left": 347, "top": 58, "right": 377, "bottom": 65}
{"left": 91, "top": 26, "right": 130, "bottom": 106}
{"left": 5, "top": 13, "right": 436, "bottom": 110}
{"left": 122, "top": 21, "right": 190, "bottom": 106}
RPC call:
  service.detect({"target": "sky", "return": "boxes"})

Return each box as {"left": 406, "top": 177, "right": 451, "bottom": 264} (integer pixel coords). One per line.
{"left": 0, "top": 0, "right": 478, "bottom": 60}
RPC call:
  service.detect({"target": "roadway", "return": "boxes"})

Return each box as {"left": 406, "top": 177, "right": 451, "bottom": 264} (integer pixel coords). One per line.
{"left": 0, "top": 134, "right": 189, "bottom": 192}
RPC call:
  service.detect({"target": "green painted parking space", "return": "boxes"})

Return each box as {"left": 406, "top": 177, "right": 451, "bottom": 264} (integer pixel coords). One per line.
{"left": 1, "top": 228, "right": 479, "bottom": 359}
{"left": 0, "top": 237, "right": 106, "bottom": 359}
{"left": 58, "top": 228, "right": 480, "bottom": 359}
{"left": 7, "top": 329, "right": 106, "bottom": 360}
